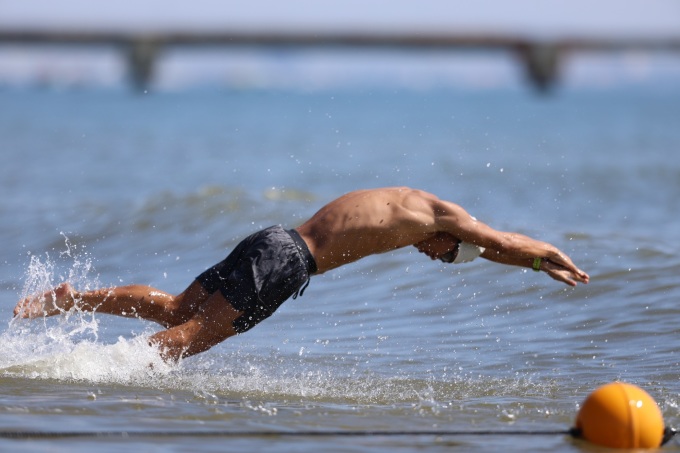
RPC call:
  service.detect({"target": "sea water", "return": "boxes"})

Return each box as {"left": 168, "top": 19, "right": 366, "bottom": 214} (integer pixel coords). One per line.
{"left": 0, "top": 85, "right": 679, "bottom": 452}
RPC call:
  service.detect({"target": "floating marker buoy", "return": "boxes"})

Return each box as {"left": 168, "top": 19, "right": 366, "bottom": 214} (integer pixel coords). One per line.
{"left": 574, "top": 382, "right": 664, "bottom": 449}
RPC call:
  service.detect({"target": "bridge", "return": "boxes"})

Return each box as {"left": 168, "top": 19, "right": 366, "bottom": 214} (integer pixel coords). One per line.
{"left": 1, "top": 28, "right": 679, "bottom": 92}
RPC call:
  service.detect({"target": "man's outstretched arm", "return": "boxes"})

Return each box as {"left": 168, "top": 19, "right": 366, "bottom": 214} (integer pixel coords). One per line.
{"left": 430, "top": 198, "right": 589, "bottom": 286}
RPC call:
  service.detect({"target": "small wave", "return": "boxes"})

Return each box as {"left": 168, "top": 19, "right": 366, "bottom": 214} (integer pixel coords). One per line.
{"left": 130, "top": 185, "right": 318, "bottom": 232}
{"left": 48, "top": 185, "right": 320, "bottom": 257}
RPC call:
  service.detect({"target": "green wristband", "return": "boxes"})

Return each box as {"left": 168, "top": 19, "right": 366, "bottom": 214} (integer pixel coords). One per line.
{"left": 532, "top": 257, "right": 542, "bottom": 272}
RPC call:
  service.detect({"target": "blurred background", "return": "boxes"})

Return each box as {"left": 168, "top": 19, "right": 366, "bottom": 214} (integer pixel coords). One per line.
{"left": 1, "top": 0, "right": 679, "bottom": 92}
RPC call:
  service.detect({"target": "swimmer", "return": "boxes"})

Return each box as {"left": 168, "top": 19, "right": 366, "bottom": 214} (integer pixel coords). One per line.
{"left": 14, "top": 187, "right": 589, "bottom": 362}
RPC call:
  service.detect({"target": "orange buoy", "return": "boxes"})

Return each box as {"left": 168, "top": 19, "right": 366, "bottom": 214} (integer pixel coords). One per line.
{"left": 574, "top": 382, "right": 665, "bottom": 449}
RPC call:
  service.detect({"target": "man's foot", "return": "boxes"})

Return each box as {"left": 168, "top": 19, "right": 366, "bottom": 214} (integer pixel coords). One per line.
{"left": 13, "top": 282, "right": 77, "bottom": 318}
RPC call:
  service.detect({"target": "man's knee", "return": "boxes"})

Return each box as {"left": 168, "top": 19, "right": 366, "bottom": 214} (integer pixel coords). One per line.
{"left": 151, "top": 315, "right": 239, "bottom": 361}
{"left": 162, "top": 281, "right": 210, "bottom": 326}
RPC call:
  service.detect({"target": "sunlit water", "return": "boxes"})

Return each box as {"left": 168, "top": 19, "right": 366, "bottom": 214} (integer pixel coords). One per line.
{"left": 1, "top": 86, "right": 679, "bottom": 452}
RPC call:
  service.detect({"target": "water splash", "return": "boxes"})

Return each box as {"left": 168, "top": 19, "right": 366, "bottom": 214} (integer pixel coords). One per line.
{"left": 1, "top": 234, "right": 179, "bottom": 384}
{"left": 11, "top": 234, "right": 100, "bottom": 334}
{"left": 17, "top": 233, "right": 99, "bottom": 306}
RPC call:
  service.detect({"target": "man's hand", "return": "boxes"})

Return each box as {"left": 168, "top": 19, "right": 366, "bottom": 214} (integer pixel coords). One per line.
{"left": 541, "top": 259, "right": 590, "bottom": 287}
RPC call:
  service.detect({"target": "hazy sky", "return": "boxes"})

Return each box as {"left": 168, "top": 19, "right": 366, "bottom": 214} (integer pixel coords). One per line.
{"left": 2, "top": 0, "right": 680, "bottom": 38}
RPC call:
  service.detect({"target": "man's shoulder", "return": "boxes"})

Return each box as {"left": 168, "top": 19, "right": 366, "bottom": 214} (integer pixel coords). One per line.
{"left": 373, "top": 186, "right": 438, "bottom": 201}
{"left": 399, "top": 187, "right": 441, "bottom": 207}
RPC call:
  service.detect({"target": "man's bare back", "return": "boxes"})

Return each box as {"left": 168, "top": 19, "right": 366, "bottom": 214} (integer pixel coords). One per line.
{"left": 14, "top": 186, "right": 589, "bottom": 362}
{"left": 296, "top": 187, "right": 443, "bottom": 272}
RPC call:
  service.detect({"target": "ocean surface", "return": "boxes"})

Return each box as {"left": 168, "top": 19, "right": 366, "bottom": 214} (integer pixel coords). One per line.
{"left": 1, "top": 83, "right": 679, "bottom": 452}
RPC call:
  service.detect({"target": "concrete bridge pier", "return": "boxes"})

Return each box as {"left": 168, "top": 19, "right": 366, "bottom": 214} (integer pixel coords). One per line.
{"left": 516, "top": 44, "right": 561, "bottom": 92}
{"left": 126, "top": 39, "right": 158, "bottom": 91}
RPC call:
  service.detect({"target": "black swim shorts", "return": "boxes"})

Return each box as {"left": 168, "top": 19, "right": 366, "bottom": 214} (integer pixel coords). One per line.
{"left": 196, "top": 225, "right": 317, "bottom": 333}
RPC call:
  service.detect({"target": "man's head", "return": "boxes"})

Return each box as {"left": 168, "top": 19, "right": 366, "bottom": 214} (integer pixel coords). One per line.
{"left": 414, "top": 232, "right": 460, "bottom": 262}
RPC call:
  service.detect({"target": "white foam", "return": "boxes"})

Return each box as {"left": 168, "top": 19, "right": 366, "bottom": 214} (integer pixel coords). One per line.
{"left": 0, "top": 326, "right": 174, "bottom": 383}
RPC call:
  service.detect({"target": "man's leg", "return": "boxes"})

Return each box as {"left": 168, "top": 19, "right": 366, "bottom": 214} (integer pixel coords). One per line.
{"left": 13, "top": 280, "right": 211, "bottom": 328}
{"left": 148, "top": 291, "right": 244, "bottom": 362}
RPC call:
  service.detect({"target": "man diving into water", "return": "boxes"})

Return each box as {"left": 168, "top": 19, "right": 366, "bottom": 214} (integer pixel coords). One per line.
{"left": 14, "top": 187, "right": 590, "bottom": 362}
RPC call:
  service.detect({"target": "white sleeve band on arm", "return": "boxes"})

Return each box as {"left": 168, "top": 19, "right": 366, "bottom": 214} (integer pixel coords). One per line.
{"left": 454, "top": 242, "right": 485, "bottom": 264}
